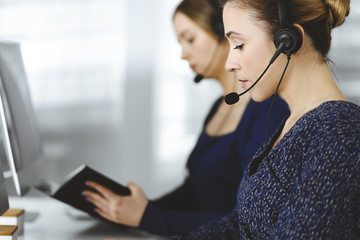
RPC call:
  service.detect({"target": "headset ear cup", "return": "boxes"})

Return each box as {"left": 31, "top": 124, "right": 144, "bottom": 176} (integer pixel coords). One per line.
{"left": 274, "top": 26, "right": 302, "bottom": 55}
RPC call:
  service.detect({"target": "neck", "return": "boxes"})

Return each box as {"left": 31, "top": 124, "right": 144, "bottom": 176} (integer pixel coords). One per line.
{"left": 279, "top": 53, "right": 346, "bottom": 119}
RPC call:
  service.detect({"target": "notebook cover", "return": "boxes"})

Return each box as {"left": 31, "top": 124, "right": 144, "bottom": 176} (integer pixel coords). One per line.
{"left": 51, "top": 165, "right": 130, "bottom": 221}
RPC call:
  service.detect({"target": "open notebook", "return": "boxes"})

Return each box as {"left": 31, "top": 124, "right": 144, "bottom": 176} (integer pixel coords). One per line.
{"left": 35, "top": 164, "right": 130, "bottom": 223}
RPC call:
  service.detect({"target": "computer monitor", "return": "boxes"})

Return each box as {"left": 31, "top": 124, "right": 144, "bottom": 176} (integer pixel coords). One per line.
{"left": 0, "top": 40, "right": 43, "bottom": 196}
{"left": 0, "top": 160, "right": 10, "bottom": 216}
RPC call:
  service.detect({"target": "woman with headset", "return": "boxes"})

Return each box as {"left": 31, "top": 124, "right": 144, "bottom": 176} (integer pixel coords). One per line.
{"left": 170, "top": 0, "right": 360, "bottom": 239}
{"left": 82, "top": 0, "right": 289, "bottom": 236}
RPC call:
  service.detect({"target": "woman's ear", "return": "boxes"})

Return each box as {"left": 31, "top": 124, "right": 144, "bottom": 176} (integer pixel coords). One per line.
{"left": 292, "top": 23, "right": 306, "bottom": 55}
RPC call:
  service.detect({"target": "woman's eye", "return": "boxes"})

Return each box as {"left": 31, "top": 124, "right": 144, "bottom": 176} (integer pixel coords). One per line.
{"left": 187, "top": 38, "right": 194, "bottom": 44}
{"left": 234, "top": 44, "right": 244, "bottom": 50}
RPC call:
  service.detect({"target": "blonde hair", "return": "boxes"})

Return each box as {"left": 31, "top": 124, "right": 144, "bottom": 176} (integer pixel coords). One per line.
{"left": 325, "top": 0, "right": 350, "bottom": 28}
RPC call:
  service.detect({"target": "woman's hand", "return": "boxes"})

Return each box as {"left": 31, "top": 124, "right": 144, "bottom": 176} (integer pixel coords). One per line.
{"left": 82, "top": 181, "right": 148, "bottom": 227}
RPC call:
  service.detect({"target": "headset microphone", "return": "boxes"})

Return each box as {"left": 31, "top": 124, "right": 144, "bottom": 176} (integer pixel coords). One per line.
{"left": 224, "top": 41, "right": 287, "bottom": 105}
{"left": 224, "top": 92, "right": 240, "bottom": 105}
{"left": 194, "top": 74, "right": 204, "bottom": 83}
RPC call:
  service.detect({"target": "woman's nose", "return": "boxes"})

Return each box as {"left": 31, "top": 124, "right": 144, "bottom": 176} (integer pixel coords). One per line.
{"left": 181, "top": 48, "right": 189, "bottom": 60}
{"left": 225, "top": 52, "right": 239, "bottom": 72}
{"left": 225, "top": 61, "right": 237, "bottom": 72}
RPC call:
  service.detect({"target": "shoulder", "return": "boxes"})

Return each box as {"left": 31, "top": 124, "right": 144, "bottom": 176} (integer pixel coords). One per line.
{"left": 299, "top": 101, "right": 360, "bottom": 171}
{"left": 286, "top": 102, "right": 360, "bottom": 197}
{"left": 203, "top": 96, "right": 224, "bottom": 127}
{"left": 313, "top": 100, "right": 360, "bottom": 119}
{"left": 308, "top": 101, "right": 360, "bottom": 137}
{"left": 210, "top": 96, "right": 224, "bottom": 111}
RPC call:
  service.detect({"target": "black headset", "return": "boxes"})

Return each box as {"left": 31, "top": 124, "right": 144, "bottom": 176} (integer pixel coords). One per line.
{"left": 274, "top": 0, "right": 302, "bottom": 56}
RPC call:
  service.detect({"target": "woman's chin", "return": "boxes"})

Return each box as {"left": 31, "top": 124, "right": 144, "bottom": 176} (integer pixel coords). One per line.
{"left": 250, "top": 93, "right": 272, "bottom": 102}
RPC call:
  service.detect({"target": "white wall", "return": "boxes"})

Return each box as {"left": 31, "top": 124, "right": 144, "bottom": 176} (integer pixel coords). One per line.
{"left": 331, "top": 1, "right": 360, "bottom": 104}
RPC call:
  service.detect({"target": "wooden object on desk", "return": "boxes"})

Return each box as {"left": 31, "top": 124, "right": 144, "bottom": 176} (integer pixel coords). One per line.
{"left": 0, "top": 225, "right": 18, "bottom": 240}
{"left": 0, "top": 209, "right": 24, "bottom": 234}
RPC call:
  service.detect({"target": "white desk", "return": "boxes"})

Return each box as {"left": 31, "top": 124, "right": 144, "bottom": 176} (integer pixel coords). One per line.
{"left": 9, "top": 196, "right": 166, "bottom": 240}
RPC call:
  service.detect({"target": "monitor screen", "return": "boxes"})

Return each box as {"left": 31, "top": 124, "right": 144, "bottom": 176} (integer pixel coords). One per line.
{"left": 0, "top": 40, "right": 43, "bottom": 196}
{"left": 0, "top": 160, "right": 9, "bottom": 215}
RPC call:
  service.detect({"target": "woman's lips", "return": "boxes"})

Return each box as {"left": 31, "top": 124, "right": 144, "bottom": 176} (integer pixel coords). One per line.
{"left": 239, "top": 79, "right": 248, "bottom": 88}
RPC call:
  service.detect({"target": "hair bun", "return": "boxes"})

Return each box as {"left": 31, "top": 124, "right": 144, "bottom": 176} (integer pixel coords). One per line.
{"left": 324, "top": 0, "right": 350, "bottom": 29}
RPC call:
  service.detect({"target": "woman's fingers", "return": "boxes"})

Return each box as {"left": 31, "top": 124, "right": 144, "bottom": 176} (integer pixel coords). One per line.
{"left": 85, "top": 181, "right": 115, "bottom": 199}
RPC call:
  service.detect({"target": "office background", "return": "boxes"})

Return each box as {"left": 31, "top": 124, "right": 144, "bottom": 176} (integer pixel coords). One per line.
{"left": 0, "top": 0, "right": 359, "bottom": 199}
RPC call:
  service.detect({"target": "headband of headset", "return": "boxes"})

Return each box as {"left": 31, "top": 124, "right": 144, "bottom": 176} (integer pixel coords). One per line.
{"left": 274, "top": 0, "right": 302, "bottom": 55}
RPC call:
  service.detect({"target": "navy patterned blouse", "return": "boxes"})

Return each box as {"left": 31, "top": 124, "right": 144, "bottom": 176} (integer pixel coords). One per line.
{"left": 170, "top": 101, "right": 360, "bottom": 239}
